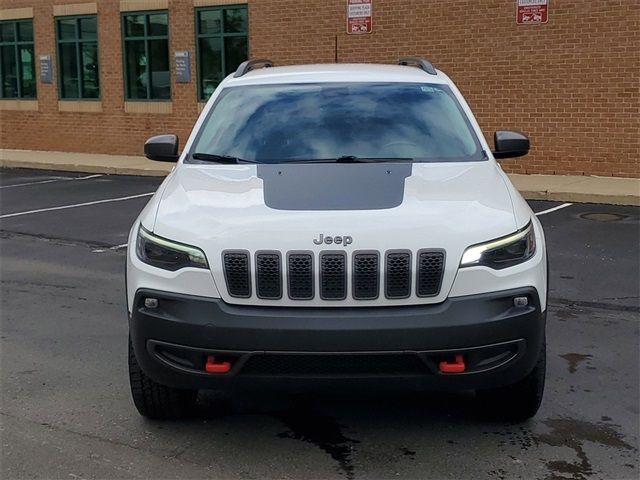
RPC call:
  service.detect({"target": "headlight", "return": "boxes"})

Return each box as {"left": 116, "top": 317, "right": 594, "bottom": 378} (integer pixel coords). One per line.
{"left": 460, "top": 221, "right": 536, "bottom": 270}
{"left": 136, "top": 225, "right": 208, "bottom": 271}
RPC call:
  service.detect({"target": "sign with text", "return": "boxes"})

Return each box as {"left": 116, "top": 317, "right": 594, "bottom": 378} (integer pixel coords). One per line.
{"left": 347, "top": 0, "right": 372, "bottom": 34}
{"left": 39, "top": 55, "right": 52, "bottom": 83}
{"left": 517, "top": 0, "right": 548, "bottom": 25}
{"left": 174, "top": 51, "right": 191, "bottom": 83}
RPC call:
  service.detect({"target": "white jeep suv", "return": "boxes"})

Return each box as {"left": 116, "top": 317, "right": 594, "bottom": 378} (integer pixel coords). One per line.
{"left": 127, "top": 58, "right": 547, "bottom": 421}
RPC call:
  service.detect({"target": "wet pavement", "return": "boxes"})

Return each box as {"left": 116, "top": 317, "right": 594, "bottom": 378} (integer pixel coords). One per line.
{"left": 1, "top": 168, "right": 638, "bottom": 479}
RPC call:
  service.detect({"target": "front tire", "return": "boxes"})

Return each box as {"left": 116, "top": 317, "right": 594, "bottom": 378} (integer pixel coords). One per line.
{"left": 477, "top": 341, "right": 546, "bottom": 422}
{"left": 128, "top": 337, "right": 197, "bottom": 419}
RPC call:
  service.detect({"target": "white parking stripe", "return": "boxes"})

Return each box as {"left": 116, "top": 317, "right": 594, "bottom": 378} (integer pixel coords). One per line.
{"left": 0, "top": 192, "right": 154, "bottom": 219}
{"left": 535, "top": 203, "right": 573, "bottom": 216}
{"left": 0, "top": 174, "right": 103, "bottom": 189}
{"left": 110, "top": 243, "right": 128, "bottom": 250}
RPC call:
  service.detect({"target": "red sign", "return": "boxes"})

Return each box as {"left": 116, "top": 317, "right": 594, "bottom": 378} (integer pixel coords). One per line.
{"left": 347, "top": 0, "right": 372, "bottom": 35}
{"left": 517, "top": 0, "right": 548, "bottom": 25}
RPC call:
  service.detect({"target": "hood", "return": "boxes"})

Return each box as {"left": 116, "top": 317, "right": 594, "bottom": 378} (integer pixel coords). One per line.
{"left": 150, "top": 161, "right": 520, "bottom": 306}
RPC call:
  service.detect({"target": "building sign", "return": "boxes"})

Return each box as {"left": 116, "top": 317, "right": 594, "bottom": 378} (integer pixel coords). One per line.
{"left": 39, "top": 55, "right": 52, "bottom": 83}
{"left": 517, "top": 0, "right": 548, "bottom": 25}
{"left": 347, "top": 0, "right": 372, "bottom": 34}
{"left": 174, "top": 51, "right": 191, "bottom": 83}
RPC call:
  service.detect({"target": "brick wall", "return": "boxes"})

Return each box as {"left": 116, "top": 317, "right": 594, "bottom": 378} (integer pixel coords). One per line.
{"left": 1, "top": 0, "right": 638, "bottom": 177}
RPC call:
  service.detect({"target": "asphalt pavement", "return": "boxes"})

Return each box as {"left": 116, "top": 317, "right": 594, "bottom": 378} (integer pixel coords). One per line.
{"left": 1, "top": 168, "right": 638, "bottom": 480}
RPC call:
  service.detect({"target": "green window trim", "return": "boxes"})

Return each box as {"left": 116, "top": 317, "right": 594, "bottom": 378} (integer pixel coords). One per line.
{"left": 55, "top": 15, "right": 100, "bottom": 100}
{"left": 0, "top": 19, "right": 36, "bottom": 99}
{"left": 195, "top": 4, "right": 248, "bottom": 101}
{"left": 121, "top": 10, "right": 171, "bottom": 101}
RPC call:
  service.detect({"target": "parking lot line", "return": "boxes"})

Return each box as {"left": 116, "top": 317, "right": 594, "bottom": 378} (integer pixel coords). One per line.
{"left": 535, "top": 203, "right": 573, "bottom": 216}
{"left": 0, "top": 174, "right": 103, "bottom": 189}
{"left": 0, "top": 192, "right": 154, "bottom": 219}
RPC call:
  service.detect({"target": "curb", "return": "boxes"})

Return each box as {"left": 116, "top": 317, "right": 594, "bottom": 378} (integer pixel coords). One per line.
{"left": 515, "top": 189, "right": 639, "bottom": 207}
{"left": 0, "top": 159, "right": 172, "bottom": 177}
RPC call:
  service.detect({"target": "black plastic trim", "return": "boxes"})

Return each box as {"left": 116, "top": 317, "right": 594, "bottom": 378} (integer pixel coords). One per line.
{"left": 384, "top": 249, "right": 412, "bottom": 299}
{"left": 255, "top": 250, "right": 283, "bottom": 300}
{"left": 352, "top": 250, "right": 380, "bottom": 300}
{"left": 233, "top": 59, "right": 273, "bottom": 78}
{"left": 286, "top": 250, "right": 315, "bottom": 301}
{"left": 222, "top": 249, "right": 252, "bottom": 298}
{"left": 319, "top": 250, "right": 347, "bottom": 301}
{"left": 416, "top": 248, "right": 446, "bottom": 298}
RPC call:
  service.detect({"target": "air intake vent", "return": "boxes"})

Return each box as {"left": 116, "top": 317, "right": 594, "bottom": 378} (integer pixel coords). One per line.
{"left": 353, "top": 252, "right": 379, "bottom": 300}
{"left": 255, "top": 252, "right": 282, "bottom": 299}
{"left": 240, "top": 353, "right": 427, "bottom": 376}
{"left": 222, "top": 251, "right": 251, "bottom": 298}
{"left": 320, "top": 252, "right": 347, "bottom": 300}
{"left": 417, "top": 250, "right": 445, "bottom": 297}
{"left": 287, "top": 253, "right": 314, "bottom": 300}
{"left": 385, "top": 251, "right": 411, "bottom": 299}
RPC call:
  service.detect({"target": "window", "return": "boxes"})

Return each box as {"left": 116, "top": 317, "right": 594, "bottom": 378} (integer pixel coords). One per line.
{"left": 0, "top": 20, "right": 36, "bottom": 99}
{"left": 196, "top": 5, "right": 248, "bottom": 101}
{"left": 190, "top": 83, "right": 484, "bottom": 163}
{"left": 56, "top": 15, "right": 99, "bottom": 99}
{"left": 122, "top": 11, "right": 170, "bottom": 100}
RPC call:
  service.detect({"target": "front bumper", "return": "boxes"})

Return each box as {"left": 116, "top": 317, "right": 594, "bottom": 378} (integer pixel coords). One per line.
{"left": 129, "top": 287, "right": 545, "bottom": 391}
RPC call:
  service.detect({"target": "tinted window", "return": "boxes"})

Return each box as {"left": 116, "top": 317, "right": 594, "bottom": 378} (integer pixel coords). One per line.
{"left": 56, "top": 15, "right": 99, "bottom": 99}
{"left": 0, "top": 20, "right": 36, "bottom": 99}
{"left": 196, "top": 6, "right": 248, "bottom": 101}
{"left": 191, "top": 83, "right": 483, "bottom": 163}
{"left": 122, "top": 12, "right": 170, "bottom": 100}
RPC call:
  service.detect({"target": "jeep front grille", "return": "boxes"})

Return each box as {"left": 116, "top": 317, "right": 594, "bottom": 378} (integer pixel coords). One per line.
{"left": 385, "top": 251, "right": 412, "bottom": 299}
{"left": 223, "top": 251, "right": 251, "bottom": 298}
{"left": 222, "top": 249, "right": 445, "bottom": 301}
{"left": 320, "top": 252, "right": 347, "bottom": 300}
{"left": 255, "top": 252, "right": 282, "bottom": 299}
{"left": 287, "top": 252, "right": 314, "bottom": 300}
{"left": 417, "top": 250, "right": 445, "bottom": 297}
{"left": 353, "top": 252, "right": 379, "bottom": 300}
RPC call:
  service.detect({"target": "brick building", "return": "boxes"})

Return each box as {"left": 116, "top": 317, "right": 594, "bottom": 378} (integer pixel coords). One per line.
{"left": 0, "top": 0, "right": 638, "bottom": 177}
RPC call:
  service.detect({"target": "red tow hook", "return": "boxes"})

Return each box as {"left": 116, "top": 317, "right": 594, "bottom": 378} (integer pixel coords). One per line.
{"left": 205, "top": 355, "right": 231, "bottom": 374}
{"left": 439, "top": 354, "right": 466, "bottom": 374}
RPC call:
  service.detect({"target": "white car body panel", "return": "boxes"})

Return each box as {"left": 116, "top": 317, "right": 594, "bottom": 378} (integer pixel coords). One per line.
{"left": 127, "top": 63, "right": 546, "bottom": 313}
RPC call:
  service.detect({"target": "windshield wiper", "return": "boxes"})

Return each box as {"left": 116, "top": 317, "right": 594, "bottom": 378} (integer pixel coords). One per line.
{"left": 191, "top": 153, "right": 257, "bottom": 164}
{"left": 282, "top": 156, "right": 414, "bottom": 164}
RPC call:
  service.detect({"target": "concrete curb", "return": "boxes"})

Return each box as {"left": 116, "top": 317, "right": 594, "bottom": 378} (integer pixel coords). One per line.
{"left": 1, "top": 149, "right": 639, "bottom": 206}
{"left": 0, "top": 159, "right": 172, "bottom": 177}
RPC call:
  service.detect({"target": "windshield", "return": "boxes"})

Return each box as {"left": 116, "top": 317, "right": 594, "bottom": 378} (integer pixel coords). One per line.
{"left": 189, "top": 82, "right": 484, "bottom": 163}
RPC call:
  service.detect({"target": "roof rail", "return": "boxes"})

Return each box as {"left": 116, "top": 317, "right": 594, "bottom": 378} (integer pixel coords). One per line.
{"left": 234, "top": 59, "right": 274, "bottom": 78}
{"left": 398, "top": 56, "right": 437, "bottom": 76}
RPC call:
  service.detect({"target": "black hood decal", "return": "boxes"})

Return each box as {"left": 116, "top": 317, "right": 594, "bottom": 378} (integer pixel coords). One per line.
{"left": 257, "top": 163, "right": 412, "bottom": 211}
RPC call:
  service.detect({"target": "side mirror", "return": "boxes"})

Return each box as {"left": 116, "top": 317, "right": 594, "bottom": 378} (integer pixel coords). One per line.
{"left": 493, "top": 130, "right": 529, "bottom": 159}
{"left": 144, "top": 134, "right": 179, "bottom": 162}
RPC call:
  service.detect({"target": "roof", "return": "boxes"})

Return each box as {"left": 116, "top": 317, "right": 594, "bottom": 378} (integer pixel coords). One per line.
{"left": 223, "top": 63, "right": 450, "bottom": 87}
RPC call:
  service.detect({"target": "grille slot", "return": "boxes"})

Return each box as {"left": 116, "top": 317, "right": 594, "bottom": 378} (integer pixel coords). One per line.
{"left": 240, "top": 353, "right": 427, "bottom": 376}
{"left": 255, "top": 252, "right": 282, "bottom": 299}
{"left": 223, "top": 251, "right": 251, "bottom": 298}
{"left": 385, "top": 251, "right": 412, "bottom": 299}
{"left": 287, "top": 253, "right": 314, "bottom": 300}
{"left": 417, "top": 250, "right": 445, "bottom": 297}
{"left": 320, "top": 252, "right": 347, "bottom": 300}
{"left": 353, "top": 252, "right": 379, "bottom": 300}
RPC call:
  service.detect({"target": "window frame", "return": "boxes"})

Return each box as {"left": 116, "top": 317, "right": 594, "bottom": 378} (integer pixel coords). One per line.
{"left": 0, "top": 19, "right": 36, "bottom": 99}
{"left": 121, "top": 10, "right": 171, "bottom": 101}
{"left": 195, "top": 4, "right": 248, "bottom": 102}
{"left": 55, "top": 14, "right": 100, "bottom": 100}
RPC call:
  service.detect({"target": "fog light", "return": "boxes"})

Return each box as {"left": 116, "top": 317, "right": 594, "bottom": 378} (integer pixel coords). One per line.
{"left": 144, "top": 298, "right": 159, "bottom": 309}
{"left": 513, "top": 296, "right": 528, "bottom": 307}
